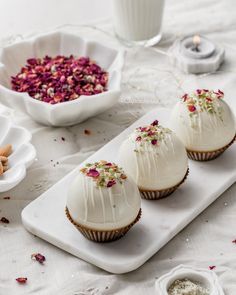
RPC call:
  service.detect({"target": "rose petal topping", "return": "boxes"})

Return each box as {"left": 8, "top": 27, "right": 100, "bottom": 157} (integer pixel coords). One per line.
{"left": 182, "top": 93, "right": 188, "bottom": 101}
{"left": 182, "top": 89, "right": 224, "bottom": 117}
{"left": 107, "top": 180, "right": 116, "bottom": 188}
{"left": 188, "top": 105, "right": 196, "bottom": 112}
{"left": 151, "top": 139, "right": 157, "bottom": 145}
{"left": 80, "top": 161, "right": 126, "bottom": 188}
{"left": 151, "top": 120, "right": 159, "bottom": 126}
{"left": 87, "top": 169, "right": 100, "bottom": 178}
{"left": 196, "top": 89, "right": 202, "bottom": 95}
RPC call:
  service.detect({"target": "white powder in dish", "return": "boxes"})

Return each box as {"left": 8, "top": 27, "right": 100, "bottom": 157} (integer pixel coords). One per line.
{"left": 168, "top": 278, "right": 210, "bottom": 295}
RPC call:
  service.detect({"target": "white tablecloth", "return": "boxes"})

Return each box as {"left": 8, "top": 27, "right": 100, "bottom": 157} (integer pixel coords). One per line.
{"left": 1, "top": 0, "right": 236, "bottom": 294}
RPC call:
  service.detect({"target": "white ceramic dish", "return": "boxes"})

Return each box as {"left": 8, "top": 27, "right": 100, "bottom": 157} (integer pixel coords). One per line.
{"left": 0, "top": 115, "right": 36, "bottom": 192}
{"left": 22, "top": 107, "right": 236, "bottom": 274}
{"left": 155, "top": 264, "right": 224, "bottom": 294}
{"left": 0, "top": 31, "right": 124, "bottom": 126}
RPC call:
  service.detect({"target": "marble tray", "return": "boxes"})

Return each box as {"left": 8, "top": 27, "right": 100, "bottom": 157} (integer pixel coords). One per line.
{"left": 21, "top": 107, "right": 236, "bottom": 274}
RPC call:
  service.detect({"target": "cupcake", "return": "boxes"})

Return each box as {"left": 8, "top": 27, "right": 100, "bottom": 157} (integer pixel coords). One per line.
{"left": 66, "top": 160, "right": 141, "bottom": 242}
{"left": 118, "top": 120, "right": 189, "bottom": 200}
{"left": 170, "top": 89, "right": 236, "bottom": 161}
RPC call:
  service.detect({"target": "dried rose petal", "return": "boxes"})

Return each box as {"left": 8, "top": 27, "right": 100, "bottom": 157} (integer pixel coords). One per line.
{"left": 87, "top": 169, "right": 100, "bottom": 178}
{"left": 140, "top": 127, "right": 147, "bottom": 132}
{"left": 136, "top": 136, "right": 142, "bottom": 142}
{"left": 31, "top": 253, "right": 46, "bottom": 264}
{"left": 206, "top": 97, "right": 212, "bottom": 102}
{"left": 151, "top": 139, "right": 157, "bottom": 145}
{"left": 107, "top": 180, "right": 116, "bottom": 187}
{"left": 151, "top": 120, "right": 159, "bottom": 126}
{"left": 209, "top": 266, "right": 216, "bottom": 270}
{"left": 84, "top": 129, "right": 91, "bottom": 135}
{"left": 3, "top": 196, "right": 10, "bottom": 200}
{"left": 188, "top": 105, "right": 196, "bottom": 112}
{"left": 61, "top": 137, "right": 65, "bottom": 141}
{"left": 182, "top": 94, "right": 188, "bottom": 101}
{"left": 105, "top": 163, "right": 112, "bottom": 166}
{"left": 196, "top": 89, "right": 202, "bottom": 95}
{"left": 0, "top": 217, "right": 9, "bottom": 224}
{"left": 16, "top": 277, "right": 27, "bottom": 284}
{"left": 232, "top": 239, "right": 236, "bottom": 244}
{"left": 11, "top": 55, "right": 108, "bottom": 104}
{"left": 148, "top": 131, "right": 155, "bottom": 136}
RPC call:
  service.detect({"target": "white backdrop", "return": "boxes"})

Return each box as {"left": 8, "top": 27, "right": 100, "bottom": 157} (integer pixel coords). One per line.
{"left": 0, "top": 0, "right": 236, "bottom": 294}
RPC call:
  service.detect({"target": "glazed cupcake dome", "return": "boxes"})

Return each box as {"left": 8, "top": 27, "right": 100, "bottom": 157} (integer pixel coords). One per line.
{"left": 170, "top": 89, "right": 236, "bottom": 152}
{"left": 118, "top": 120, "right": 188, "bottom": 191}
{"left": 66, "top": 161, "right": 141, "bottom": 231}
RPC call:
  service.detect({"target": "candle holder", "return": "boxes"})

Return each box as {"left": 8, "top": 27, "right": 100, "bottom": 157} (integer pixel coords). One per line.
{"left": 169, "top": 35, "right": 225, "bottom": 74}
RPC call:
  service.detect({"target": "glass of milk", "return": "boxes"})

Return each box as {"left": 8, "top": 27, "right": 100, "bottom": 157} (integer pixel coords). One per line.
{"left": 112, "top": 0, "right": 165, "bottom": 47}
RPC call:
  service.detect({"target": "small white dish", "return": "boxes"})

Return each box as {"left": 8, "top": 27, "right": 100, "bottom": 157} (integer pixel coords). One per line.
{"left": 0, "top": 115, "right": 36, "bottom": 192}
{"left": 156, "top": 264, "right": 224, "bottom": 294}
{"left": 169, "top": 37, "right": 224, "bottom": 74}
{"left": 0, "top": 31, "right": 124, "bottom": 126}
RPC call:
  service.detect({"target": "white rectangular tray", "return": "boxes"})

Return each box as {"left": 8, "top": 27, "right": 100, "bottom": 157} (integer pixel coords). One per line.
{"left": 22, "top": 107, "right": 236, "bottom": 274}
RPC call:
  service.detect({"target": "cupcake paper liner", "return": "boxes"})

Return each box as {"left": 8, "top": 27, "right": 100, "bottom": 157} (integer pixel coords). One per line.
{"left": 65, "top": 207, "right": 142, "bottom": 243}
{"left": 187, "top": 134, "right": 236, "bottom": 161}
{"left": 140, "top": 168, "right": 189, "bottom": 200}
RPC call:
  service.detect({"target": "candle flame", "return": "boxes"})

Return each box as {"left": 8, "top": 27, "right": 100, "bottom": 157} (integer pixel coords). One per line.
{"left": 193, "top": 34, "right": 201, "bottom": 46}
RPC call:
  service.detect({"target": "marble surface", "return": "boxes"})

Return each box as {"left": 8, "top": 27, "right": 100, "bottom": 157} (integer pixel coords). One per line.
{"left": 1, "top": 0, "right": 236, "bottom": 294}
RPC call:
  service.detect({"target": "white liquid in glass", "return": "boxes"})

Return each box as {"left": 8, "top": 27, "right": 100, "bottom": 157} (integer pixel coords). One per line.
{"left": 112, "top": 0, "right": 165, "bottom": 45}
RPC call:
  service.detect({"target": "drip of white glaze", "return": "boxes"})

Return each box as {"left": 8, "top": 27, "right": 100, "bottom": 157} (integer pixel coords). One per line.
{"left": 99, "top": 186, "right": 106, "bottom": 223}
{"left": 108, "top": 188, "right": 116, "bottom": 223}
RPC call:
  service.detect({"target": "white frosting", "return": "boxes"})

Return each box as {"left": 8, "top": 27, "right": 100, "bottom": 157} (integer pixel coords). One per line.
{"left": 170, "top": 100, "right": 236, "bottom": 152}
{"left": 67, "top": 173, "right": 141, "bottom": 230}
{"left": 118, "top": 131, "right": 188, "bottom": 191}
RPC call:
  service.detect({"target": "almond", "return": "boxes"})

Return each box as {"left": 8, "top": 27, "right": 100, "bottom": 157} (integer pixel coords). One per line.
{"left": 3, "top": 165, "right": 8, "bottom": 172}
{"left": 0, "top": 162, "right": 3, "bottom": 175}
{"left": 0, "top": 156, "right": 8, "bottom": 164}
{"left": 0, "top": 144, "right": 12, "bottom": 157}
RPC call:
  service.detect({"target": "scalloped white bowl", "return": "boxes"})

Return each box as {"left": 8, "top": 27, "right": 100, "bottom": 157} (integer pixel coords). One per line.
{"left": 0, "top": 115, "right": 36, "bottom": 192}
{"left": 0, "top": 31, "right": 124, "bottom": 126}
{"left": 155, "top": 265, "right": 224, "bottom": 295}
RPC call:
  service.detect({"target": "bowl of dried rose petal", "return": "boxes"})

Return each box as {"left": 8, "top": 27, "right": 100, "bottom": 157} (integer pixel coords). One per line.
{"left": 0, "top": 31, "right": 124, "bottom": 126}
{"left": 0, "top": 115, "right": 36, "bottom": 192}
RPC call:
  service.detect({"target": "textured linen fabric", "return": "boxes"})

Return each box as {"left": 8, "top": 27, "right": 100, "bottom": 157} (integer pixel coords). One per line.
{"left": 0, "top": 0, "right": 236, "bottom": 294}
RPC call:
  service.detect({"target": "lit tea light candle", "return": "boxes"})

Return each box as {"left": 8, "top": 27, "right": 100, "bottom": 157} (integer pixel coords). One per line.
{"left": 181, "top": 34, "right": 215, "bottom": 59}
{"left": 192, "top": 34, "right": 201, "bottom": 52}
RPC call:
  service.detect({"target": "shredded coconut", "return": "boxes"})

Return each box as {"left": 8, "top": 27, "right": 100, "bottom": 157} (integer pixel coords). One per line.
{"left": 168, "top": 278, "right": 210, "bottom": 295}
